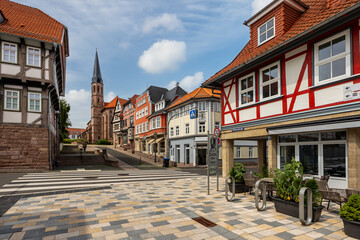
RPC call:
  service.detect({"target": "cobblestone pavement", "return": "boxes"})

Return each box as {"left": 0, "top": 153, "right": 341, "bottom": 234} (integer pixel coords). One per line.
{"left": 0, "top": 176, "right": 354, "bottom": 240}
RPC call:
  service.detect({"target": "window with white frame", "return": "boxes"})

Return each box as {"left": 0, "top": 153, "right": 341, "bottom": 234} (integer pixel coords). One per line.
{"left": 142, "top": 123, "right": 145, "bottom": 132}
{"left": 114, "top": 123, "right": 120, "bottom": 131}
{"left": 2, "top": 42, "right": 17, "bottom": 63}
{"left": 156, "top": 116, "right": 161, "bottom": 128}
{"left": 198, "top": 102, "right": 206, "bottom": 111}
{"left": 236, "top": 146, "right": 241, "bottom": 158}
{"left": 239, "top": 73, "right": 255, "bottom": 105}
{"left": 28, "top": 92, "right": 41, "bottom": 112}
{"left": 314, "top": 29, "right": 351, "bottom": 84}
{"left": 139, "top": 124, "right": 142, "bottom": 133}
{"left": 199, "top": 122, "right": 205, "bottom": 133}
{"left": 170, "top": 127, "right": 174, "bottom": 137}
{"left": 260, "top": 62, "right": 280, "bottom": 100}
{"left": 145, "top": 122, "right": 148, "bottom": 131}
{"left": 258, "top": 17, "right": 275, "bottom": 45}
{"left": 176, "top": 126, "right": 179, "bottom": 136}
{"left": 145, "top": 107, "right": 148, "bottom": 116}
{"left": 27, "top": 47, "right": 41, "bottom": 67}
{"left": 185, "top": 123, "right": 189, "bottom": 134}
{"left": 5, "top": 89, "right": 20, "bottom": 111}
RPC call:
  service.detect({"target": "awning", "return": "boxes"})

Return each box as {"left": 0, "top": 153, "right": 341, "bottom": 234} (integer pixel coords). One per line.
{"left": 267, "top": 116, "right": 360, "bottom": 135}
{"left": 156, "top": 137, "right": 164, "bottom": 143}
{"left": 147, "top": 139, "right": 155, "bottom": 144}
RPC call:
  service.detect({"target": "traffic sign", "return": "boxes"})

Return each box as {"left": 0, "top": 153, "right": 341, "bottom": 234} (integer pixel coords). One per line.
{"left": 190, "top": 110, "right": 197, "bottom": 119}
{"left": 218, "top": 137, "right": 221, "bottom": 145}
{"left": 214, "top": 127, "right": 221, "bottom": 137}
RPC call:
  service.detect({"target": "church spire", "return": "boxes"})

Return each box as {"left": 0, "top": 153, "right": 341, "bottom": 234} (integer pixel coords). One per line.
{"left": 92, "top": 49, "right": 103, "bottom": 83}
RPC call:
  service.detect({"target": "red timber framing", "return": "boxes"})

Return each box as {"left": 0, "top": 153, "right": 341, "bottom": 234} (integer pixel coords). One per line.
{"left": 220, "top": 19, "right": 360, "bottom": 127}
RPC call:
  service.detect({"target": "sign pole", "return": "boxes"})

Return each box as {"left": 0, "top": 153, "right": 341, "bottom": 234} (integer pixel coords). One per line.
{"left": 207, "top": 131, "right": 210, "bottom": 195}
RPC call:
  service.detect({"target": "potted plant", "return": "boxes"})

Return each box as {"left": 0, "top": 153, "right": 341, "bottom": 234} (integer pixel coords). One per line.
{"left": 273, "top": 158, "right": 324, "bottom": 222}
{"left": 228, "top": 163, "right": 247, "bottom": 193}
{"left": 340, "top": 194, "right": 360, "bottom": 239}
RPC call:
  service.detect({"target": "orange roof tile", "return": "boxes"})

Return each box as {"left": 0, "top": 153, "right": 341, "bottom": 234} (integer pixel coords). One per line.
{"left": 167, "top": 87, "right": 220, "bottom": 110}
{"left": 205, "top": 0, "right": 360, "bottom": 85}
{"left": 0, "top": 0, "right": 65, "bottom": 44}
{"left": 104, "top": 96, "right": 127, "bottom": 109}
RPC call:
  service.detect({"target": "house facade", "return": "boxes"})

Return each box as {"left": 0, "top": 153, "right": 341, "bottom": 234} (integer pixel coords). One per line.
{"left": 67, "top": 128, "right": 85, "bottom": 139}
{"left": 113, "top": 95, "right": 135, "bottom": 148}
{"left": 0, "top": 0, "right": 69, "bottom": 170}
{"left": 204, "top": 0, "right": 360, "bottom": 189}
{"left": 166, "top": 87, "right": 221, "bottom": 166}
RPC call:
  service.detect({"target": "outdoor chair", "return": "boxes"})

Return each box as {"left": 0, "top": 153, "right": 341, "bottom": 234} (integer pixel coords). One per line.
{"left": 317, "top": 179, "right": 346, "bottom": 210}
{"left": 243, "top": 172, "right": 258, "bottom": 194}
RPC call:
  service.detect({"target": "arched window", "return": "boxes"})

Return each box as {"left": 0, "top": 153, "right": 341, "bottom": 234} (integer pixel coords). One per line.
{"left": 101, "top": 87, "right": 103, "bottom": 94}
{"left": 97, "top": 86, "right": 99, "bottom": 93}
{"left": 93, "top": 85, "right": 95, "bottom": 93}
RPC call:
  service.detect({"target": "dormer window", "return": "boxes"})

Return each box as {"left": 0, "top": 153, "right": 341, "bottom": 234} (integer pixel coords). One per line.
{"left": 258, "top": 17, "right": 275, "bottom": 46}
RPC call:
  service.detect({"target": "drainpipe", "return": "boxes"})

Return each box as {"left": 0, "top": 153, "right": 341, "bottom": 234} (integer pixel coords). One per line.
{"left": 48, "top": 88, "right": 55, "bottom": 170}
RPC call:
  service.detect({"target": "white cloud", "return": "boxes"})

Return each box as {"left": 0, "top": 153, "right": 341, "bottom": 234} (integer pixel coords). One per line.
{"left": 167, "top": 72, "right": 204, "bottom": 92}
{"left": 143, "top": 13, "right": 183, "bottom": 33}
{"left": 138, "top": 40, "right": 186, "bottom": 74}
{"left": 104, "top": 91, "right": 117, "bottom": 102}
{"left": 251, "top": 0, "right": 273, "bottom": 15}
{"left": 64, "top": 89, "right": 91, "bottom": 128}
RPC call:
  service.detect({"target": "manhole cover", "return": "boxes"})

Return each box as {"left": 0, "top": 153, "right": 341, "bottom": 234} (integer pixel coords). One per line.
{"left": 118, "top": 174, "right": 130, "bottom": 176}
{"left": 192, "top": 216, "right": 217, "bottom": 228}
{"left": 83, "top": 176, "right": 98, "bottom": 179}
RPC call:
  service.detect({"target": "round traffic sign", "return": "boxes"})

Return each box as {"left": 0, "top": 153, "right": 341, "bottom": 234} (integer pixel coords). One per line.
{"left": 214, "top": 127, "right": 221, "bottom": 137}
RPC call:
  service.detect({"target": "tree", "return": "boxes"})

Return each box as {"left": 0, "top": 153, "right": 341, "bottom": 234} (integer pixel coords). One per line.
{"left": 59, "top": 99, "right": 71, "bottom": 141}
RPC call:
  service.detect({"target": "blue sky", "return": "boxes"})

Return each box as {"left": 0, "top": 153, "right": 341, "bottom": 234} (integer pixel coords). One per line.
{"left": 13, "top": 0, "right": 271, "bottom": 128}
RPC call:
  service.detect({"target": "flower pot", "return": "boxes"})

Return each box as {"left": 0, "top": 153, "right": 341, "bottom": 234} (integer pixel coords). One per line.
{"left": 341, "top": 217, "right": 360, "bottom": 239}
{"left": 227, "top": 183, "right": 248, "bottom": 193}
{"left": 273, "top": 197, "right": 324, "bottom": 222}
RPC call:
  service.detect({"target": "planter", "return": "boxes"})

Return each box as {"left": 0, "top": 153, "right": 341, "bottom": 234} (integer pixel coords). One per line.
{"left": 341, "top": 217, "right": 360, "bottom": 239}
{"left": 273, "top": 197, "right": 324, "bottom": 222}
{"left": 228, "top": 183, "right": 248, "bottom": 193}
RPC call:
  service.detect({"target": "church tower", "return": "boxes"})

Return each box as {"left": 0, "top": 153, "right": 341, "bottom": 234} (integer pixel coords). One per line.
{"left": 90, "top": 50, "right": 104, "bottom": 143}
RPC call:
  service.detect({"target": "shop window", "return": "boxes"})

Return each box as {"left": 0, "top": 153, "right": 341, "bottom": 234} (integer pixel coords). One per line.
{"left": 323, "top": 144, "right": 346, "bottom": 178}
{"left": 280, "top": 145, "right": 295, "bottom": 169}
{"left": 300, "top": 145, "right": 318, "bottom": 175}
{"left": 314, "top": 29, "right": 350, "bottom": 85}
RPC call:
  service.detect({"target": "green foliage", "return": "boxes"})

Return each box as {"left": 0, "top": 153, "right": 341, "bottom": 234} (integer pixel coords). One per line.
{"left": 273, "top": 158, "right": 303, "bottom": 203}
{"left": 304, "top": 178, "right": 321, "bottom": 206}
{"left": 96, "top": 139, "right": 111, "bottom": 145}
{"left": 254, "top": 165, "right": 275, "bottom": 178}
{"left": 76, "top": 139, "right": 88, "bottom": 143}
{"left": 59, "top": 99, "right": 71, "bottom": 141}
{"left": 228, "top": 163, "right": 246, "bottom": 183}
{"left": 62, "top": 139, "right": 72, "bottom": 144}
{"left": 340, "top": 194, "right": 360, "bottom": 222}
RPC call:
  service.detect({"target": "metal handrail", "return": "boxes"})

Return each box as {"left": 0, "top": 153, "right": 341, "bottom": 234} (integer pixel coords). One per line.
{"left": 299, "top": 187, "right": 312, "bottom": 225}
{"left": 225, "top": 176, "right": 235, "bottom": 201}
{"left": 254, "top": 179, "right": 267, "bottom": 211}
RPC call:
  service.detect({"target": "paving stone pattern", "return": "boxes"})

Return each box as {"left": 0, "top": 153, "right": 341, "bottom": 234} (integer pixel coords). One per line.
{"left": 0, "top": 176, "right": 355, "bottom": 240}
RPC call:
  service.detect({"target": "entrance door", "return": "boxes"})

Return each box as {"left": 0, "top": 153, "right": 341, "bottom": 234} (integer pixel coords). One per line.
{"left": 185, "top": 145, "right": 190, "bottom": 164}
{"left": 197, "top": 149, "right": 207, "bottom": 165}
{"left": 176, "top": 145, "right": 180, "bottom": 163}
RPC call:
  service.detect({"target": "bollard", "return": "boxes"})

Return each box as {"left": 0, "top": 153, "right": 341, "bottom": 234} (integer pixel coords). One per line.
{"left": 255, "top": 180, "right": 268, "bottom": 211}
{"left": 299, "top": 187, "right": 312, "bottom": 225}
{"left": 225, "top": 176, "right": 235, "bottom": 201}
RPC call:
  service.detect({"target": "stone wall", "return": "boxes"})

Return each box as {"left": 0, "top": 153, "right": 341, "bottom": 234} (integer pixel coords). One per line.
{"left": 0, "top": 125, "right": 49, "bottom": 171}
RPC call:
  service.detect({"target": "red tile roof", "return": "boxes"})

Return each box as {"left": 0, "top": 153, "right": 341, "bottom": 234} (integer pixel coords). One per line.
{"left": 104, "top": 96, "right": 127, "bottom": 109}
{"left": 0, "top": 0, "right": 66, "bottom": 44}
{"left": 167, "top": 87, "right": 220, "bottom": 110}
{"left": 204, "top": 0, "right": 360, "bottom": 84}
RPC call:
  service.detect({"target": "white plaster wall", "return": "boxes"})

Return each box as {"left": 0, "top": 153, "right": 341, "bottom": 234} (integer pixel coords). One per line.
{"left": 291, "top": 93, "right": 309, "bottom": 112}
{"left": 239, "top": 107, "right": 256, "bottom": 121}
{"left": 3, "top": 111, "right": 22, "bottom": 123}
{"left": 27, "top": 112, "right": 41, "bottom": 124}
{"left": 285, "top": 44, "right": 307, "bottom": 59}
{"left": 1, "top": 64, "right": 21, "bottom": 75}
{"left": 315, "top": 84, "right": 347, "bottom": 107}
{"left": 285, "top": 54, "right": 306, "bottom": 94}
{"left": 224, "top": 113, "right": 234, "bottom": 125}
{"left": 26, "top": 68, "right": 42, "bottom": 79}
{"left": 260, "top": 100, "right": 282, "bottom": 118}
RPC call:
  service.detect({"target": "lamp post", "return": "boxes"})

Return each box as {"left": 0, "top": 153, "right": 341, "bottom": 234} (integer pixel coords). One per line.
{"left": 154, "top": 131, "right": 157, "bottom": 163}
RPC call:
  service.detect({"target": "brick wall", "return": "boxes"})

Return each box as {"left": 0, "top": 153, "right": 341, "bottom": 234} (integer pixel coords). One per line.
{"left": 0, "top": 125, "right": 50, "bottom": 170}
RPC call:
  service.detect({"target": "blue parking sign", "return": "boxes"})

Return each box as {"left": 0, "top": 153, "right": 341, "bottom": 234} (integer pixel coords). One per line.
{"left": 190, "top": 110, "right": 197, "bottom": 119}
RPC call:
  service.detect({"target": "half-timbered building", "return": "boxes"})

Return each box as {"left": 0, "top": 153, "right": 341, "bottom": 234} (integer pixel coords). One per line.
{"left": 0, "top": 0, "right": 69, "bottom": 170}
{"left": 203, "top": 0, "right": 360, "bottom": 189}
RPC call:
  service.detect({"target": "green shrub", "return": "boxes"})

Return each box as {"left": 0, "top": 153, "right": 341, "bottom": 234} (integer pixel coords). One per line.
{"left": 228, "top": 163, "right": 246, "bottom": 183}
{"left": 62, "top": 139, "right": 72, "bottom": 144}
{"left": 273, "top": 158, "right": 303, "bottom": 203}
{"left": 254, "top": 164, "right": 275, "bottom": 178}
{"left": 304, "top": 178, "right": 321, "bottom": 206}
{"left": 96, "top": 139, "right": 111, "bottom": 145}
{"left": 76, "top": 139, "right": 88, "bottom": 143}
{"left": 340, "top": 194, "right": 360, "bottom": 222}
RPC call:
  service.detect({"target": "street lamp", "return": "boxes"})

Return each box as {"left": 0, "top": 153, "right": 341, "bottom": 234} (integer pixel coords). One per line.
{"left": 154, "top": 131, "right": 157, "bottom": 163}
